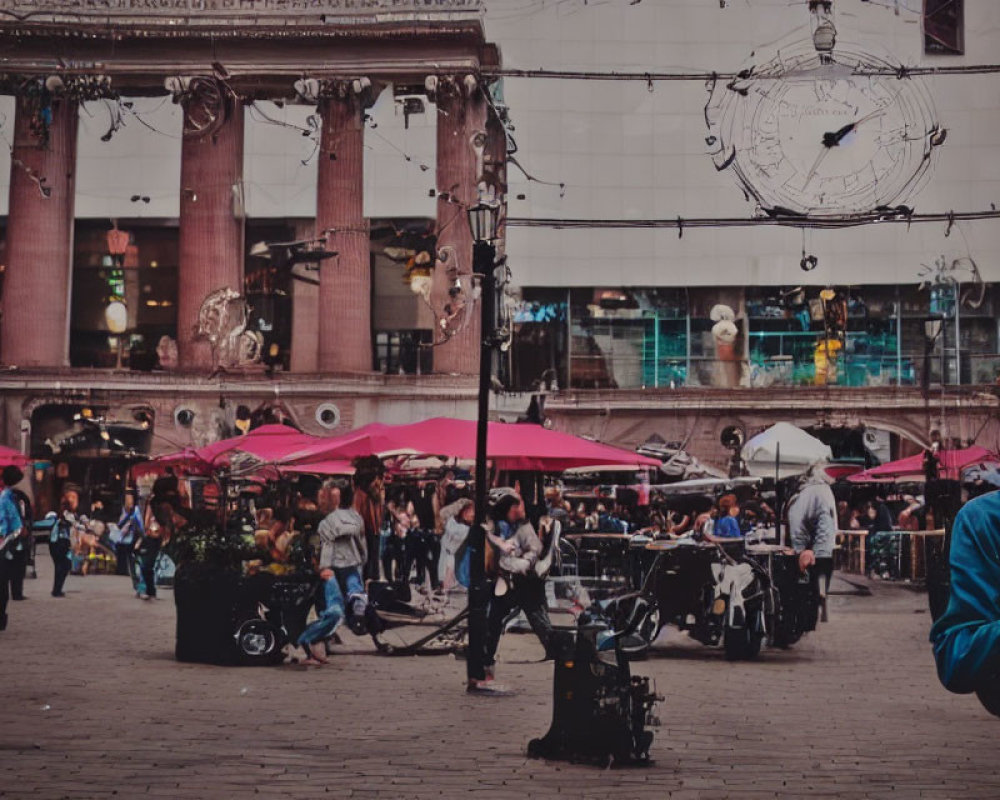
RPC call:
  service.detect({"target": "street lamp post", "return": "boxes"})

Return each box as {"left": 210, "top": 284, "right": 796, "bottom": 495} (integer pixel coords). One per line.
{"left": 465, "top": 198, "right": 500, "bottom": 690}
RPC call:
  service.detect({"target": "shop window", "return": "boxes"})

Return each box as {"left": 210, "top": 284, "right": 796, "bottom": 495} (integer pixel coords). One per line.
{"left": 370, "top": 219, "right": 436, "bottom": 373}
{"left": 568, "top": 288, "right": 688, "bottom": 390}
{"left": 70, "top": 222, "right": 178, "bottom": 369}
{"left": 508, "top": 289, "right": 568, "bottom": 391}
{"left": 375, "top": 330, "right": 432, "bottom": 374}
{"left": 245, "top": 222, "right": 298, "bottom": 371}
{"left": 924, "top": 0, "right": 964, "bottom": 55}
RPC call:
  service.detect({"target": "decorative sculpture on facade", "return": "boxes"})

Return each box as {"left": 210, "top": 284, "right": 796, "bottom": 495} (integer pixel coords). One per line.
{"left": 194, "top": 288, "right": 263, "bottom": 371}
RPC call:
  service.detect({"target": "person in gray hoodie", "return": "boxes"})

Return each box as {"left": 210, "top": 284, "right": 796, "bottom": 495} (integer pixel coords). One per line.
{"left": 786, "top": 465, "right": 837, "bottom": 570}
{"left": 785, "top": 464, "right": 837, "bottom": 629}
{"left": 296, "top": 484, "right": 367, "bottom": 665}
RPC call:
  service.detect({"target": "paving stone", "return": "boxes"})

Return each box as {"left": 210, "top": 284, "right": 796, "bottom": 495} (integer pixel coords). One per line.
{"left": 0, "top": 564, "right": 992, "bottom": 798}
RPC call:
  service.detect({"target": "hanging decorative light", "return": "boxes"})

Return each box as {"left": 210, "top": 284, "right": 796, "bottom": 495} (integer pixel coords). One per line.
{"left": 105, "top": 300, "right": 128, "bottom": 334}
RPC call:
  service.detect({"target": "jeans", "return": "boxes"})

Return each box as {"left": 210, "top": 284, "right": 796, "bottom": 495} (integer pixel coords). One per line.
{"left": 297, "top": 576, "right": 347, "bottom": 647}
{"left": 0, "top": 557, "right": 10, "bottom": 624}
{"left": 364, "top": 531, "right": 381, "bottom": 583}
{"left": 382, "top": 535, "right": 407, "bottom": 583}
{"left": 9, "top": 546, "right": 26, "bottom": 600}
{"left": 139, "top": 539, "right": 161, "bottom": 598}
{"left": 114, "top": 543, "right": 133, "bottom": 577}
{"left": 50, "top": 541, "right": 71, "bottom": 596}
{"left": 334, "top": 566, "right": 365, "bottom": 601}
{"left": 407, "top": 530, "right": 441, "bottom": 589}
{"left": 485, "top": 575, "right": 553, "bottom": 667}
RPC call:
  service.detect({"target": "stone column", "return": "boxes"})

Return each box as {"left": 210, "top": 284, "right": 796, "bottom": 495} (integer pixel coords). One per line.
{"left": 2, "top": 96, "right": 79, "bottom": 367}
{"left": 176, "top": 94, "right": 245, "bottom": 370}
{"left": 315, "top": 83, "right": 371, "bottom": 373}
{"left": 433, "top": 76, "right": 488, "bottom": 375}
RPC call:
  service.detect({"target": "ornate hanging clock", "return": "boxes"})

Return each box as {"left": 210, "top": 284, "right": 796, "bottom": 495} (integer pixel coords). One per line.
{"left": 705, "top": 39, "right": 946, "bottom": 218}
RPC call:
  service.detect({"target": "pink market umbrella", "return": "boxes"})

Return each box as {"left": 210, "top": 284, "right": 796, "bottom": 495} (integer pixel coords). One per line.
{"left": 131, "top": 448, "right": 211, "bottom": 479}
{"left": 197, "top": 424, "right": 318, "bottom": 467}
{"left": 0, "top": 446, "right": 29, "bottom": 468}
{"left": 286, "top": 417, "right": 660, "bottom": 473}
{"left": 281, "top": 422, "right": 418, "bottom": 463}
{"left": 402, "top": 418, "right": 662, "bottom": 471}
{"left": 848, "top": 446, "right": 998, "bottom": 483}
{"left": 279, "top": 459, "right": 355, "bottom": 477}
{"left": 133, "top": 425, "right": 319, "bottom": 479}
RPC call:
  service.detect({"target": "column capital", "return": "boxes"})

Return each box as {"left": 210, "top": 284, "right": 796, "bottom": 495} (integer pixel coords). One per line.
{"left": 0, "top": 73, "right": 113, "bottom": 101}
{"left": 424, "top": 73, "right": 480, "bottom": 102}
{"left": 292, "top": 77, "right": 384, "bottom": 109}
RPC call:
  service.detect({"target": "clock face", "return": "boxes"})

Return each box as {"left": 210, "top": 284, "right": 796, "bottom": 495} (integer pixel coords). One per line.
{"left": 707, "top": 44, "right": 945, "bottom": 217}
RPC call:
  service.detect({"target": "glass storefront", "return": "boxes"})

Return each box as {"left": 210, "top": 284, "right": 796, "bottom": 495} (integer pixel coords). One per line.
{"left": 509, "top": 284, "right": 1000, "bottom": 391}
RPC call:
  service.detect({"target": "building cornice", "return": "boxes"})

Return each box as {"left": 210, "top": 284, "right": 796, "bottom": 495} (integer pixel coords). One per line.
{"left": 0, "top": 0, "right": 483, "bottom": 27}
{"left": 0, "top": 369, "right": 479, "bottom": 400}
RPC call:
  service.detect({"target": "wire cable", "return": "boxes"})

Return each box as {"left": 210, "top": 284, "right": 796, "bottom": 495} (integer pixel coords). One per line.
{"left": 506, "top": 208, "right": 1000, "bottom": 231}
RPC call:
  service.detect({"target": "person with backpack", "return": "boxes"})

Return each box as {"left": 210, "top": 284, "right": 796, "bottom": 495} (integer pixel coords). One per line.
{"left": 48, "top": 499, "right": 75, "bottom": 598}
{"left": 0, "top": 465, "right": 26, "bottom": 629}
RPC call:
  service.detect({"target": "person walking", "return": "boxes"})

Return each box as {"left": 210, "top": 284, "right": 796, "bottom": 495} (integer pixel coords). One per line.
{"left": 5, "top": 472, "right": 31, "bottom": 601}
{"left": 785, "top": 465, "right": 837, "bottom": 630}
{"left": 135, "top": 522, "right": 162, "bottom": 600}
{"left": 479, "top": 493, "right": 554, "bottom": 688}
{"left": 48, "top": 506, "right": 74, "bottom": 598}
{"left": 0, "top": 466, "right": 26, "bottom": 630}
{"left": 351, "top": 457, "right": 384, "bottom": 582}
{"left": 114, "top": 490, "right": 143, "bottom": 578}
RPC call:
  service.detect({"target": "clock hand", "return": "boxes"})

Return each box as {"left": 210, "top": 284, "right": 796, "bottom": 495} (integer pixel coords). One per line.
{"left": 821, "top": 108, "right": 888, "bottom": 148}
{"left": 803, "top": 145, "right": 831, "bottom": 188}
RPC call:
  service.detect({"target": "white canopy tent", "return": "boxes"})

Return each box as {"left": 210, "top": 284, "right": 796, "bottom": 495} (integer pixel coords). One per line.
{"left": 741, "top": 422, "right": 833, "bottom": 479}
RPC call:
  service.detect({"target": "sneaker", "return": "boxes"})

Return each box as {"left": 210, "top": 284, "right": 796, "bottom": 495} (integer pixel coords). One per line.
{"left": 51, "top": 592, "right": 66, "bottom": 598}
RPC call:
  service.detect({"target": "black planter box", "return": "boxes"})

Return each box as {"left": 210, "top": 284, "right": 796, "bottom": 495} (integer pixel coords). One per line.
{"left": 174, "top": 563, "right": 245, "bottom": 665}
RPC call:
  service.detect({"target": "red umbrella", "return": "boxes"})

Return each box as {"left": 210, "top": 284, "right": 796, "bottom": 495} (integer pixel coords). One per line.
{"left": 0, "top": 446, "right": 29, "bottom": 468}
{"left": 848, "top": 446, "right": 998, "bottom": 482}
{"left": 196, "top": 424, "right": 318, "bottom": 466}
{"left": 280, "top": 422, "right": 418, "bottom": 463}
{"left": 287, "top": 417, "right": 660, "bottom": 472}
{"left": 133, "top": 424, "right": 319, "bottom": 478}
{"left": 279, "top": 459, "right": 355, "bottom": 476}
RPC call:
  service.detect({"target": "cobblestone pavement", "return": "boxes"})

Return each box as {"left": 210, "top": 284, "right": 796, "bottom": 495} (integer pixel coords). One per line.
{"left": 1, "top": 562, "right": 998, "bottom": 800}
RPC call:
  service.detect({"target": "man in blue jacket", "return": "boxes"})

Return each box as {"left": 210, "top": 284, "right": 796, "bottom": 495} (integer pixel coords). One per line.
{"left": 930, "top": 489, "right": 1000, "bottom": 694}
{"left": 0, "top": 465, "right": 26, "bottom": 631}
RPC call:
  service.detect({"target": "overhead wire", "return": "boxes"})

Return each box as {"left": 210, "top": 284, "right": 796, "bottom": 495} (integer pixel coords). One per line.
{"left": 506, "top": 209, "right": 1000, "bottom": 230}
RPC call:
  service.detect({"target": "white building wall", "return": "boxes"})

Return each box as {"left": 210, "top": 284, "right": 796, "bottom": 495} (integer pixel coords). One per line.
{"left": 483, "top": 0, "right": 1000, "bottom": 287}
{"left": 0, "top": 0, "right": 996, "bottom": 287}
